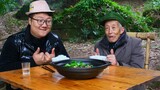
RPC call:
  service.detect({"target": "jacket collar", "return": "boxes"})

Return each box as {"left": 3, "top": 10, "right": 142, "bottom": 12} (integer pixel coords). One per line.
{"left": 23, "top": 25, "right": 58, "bottom": 53}
{"left": 99, "top": 31, "right": 128, "bottom": 53}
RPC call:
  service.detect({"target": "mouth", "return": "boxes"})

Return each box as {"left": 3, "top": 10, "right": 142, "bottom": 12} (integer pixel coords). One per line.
{"left": 108, "top": 36, "right": 115, "bottom": 42}
{"left": 108, "top": 36, "right": 114, "bottom": 39}
{"left": 39, "top": 29, "right": 48, "bottom": 32}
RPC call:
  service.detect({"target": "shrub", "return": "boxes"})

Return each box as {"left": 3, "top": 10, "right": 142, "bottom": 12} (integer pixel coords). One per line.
{"left": 0, "top": 0, "right": 18, "bottom": 15}
{"left": 52, "top": 0, "right": 152, "bottom": 41}
{"left": 143, "top": 0, "right": 160, "bottom": 28}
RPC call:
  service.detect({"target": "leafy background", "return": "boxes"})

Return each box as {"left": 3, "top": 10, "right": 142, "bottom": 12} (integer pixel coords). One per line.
{"left": 0, "top": 0, "right": 159, "bottom": 42}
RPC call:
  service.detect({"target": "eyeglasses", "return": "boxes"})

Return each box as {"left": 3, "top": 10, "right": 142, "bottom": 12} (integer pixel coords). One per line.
{"left": 30, "top": 17, "right": 52, "bottom": 26}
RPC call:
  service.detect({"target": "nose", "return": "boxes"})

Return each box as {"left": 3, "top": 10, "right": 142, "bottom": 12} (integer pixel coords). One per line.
{"left": 108, "top": 28, "right": 113, "bottom": 34}
{"left": 41, "top": 21, "right": 48, "bottom": 27}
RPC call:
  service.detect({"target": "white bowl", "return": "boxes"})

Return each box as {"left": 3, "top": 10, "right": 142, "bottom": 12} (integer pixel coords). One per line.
{"left": 89, "top": 55, "right": 107, "bottom": 61}
{"left": 52, "top": 55, "right": 70, "bottom": 62}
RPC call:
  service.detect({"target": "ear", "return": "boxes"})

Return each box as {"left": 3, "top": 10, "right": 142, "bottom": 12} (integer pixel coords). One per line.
{"left": 28, "top": 18, "right": 32, "bottom": 25}
{"left": 120, "top": 27, "right": 125, "bottom": 34}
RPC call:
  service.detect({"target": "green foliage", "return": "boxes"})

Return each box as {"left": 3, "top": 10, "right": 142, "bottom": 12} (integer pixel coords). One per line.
{"left": 143, "top": 0, "right": 160, "bottom": 28}
{"left": 0, "top": 0, "right": 18, "bottom": 15}
{"left": 144, "top": 0, "right": 160, "bottom": 11}
{"left": 52, "top": 0, "right": 151, "bottom": 41}
{"left": 14, "top": 0, "right": 79, "bottom": 20}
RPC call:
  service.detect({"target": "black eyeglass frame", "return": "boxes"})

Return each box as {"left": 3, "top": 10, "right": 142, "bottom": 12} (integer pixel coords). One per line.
{"left": 29, "top": 17, "right": 52, "bottom": 26}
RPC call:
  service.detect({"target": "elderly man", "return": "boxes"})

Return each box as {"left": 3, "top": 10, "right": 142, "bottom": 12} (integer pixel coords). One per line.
{"left": 0, "top": 0, "right": 69, "bottom": 72}
{"left": 94, "top": 12, "right": 144, "bottom": 68}
{"left": 94, "top": 11, "right": 145, "bottom": 90}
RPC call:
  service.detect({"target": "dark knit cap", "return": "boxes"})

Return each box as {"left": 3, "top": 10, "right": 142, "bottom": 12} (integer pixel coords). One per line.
{"left": 100, "top": 11, "right": 126, "bottom": 26}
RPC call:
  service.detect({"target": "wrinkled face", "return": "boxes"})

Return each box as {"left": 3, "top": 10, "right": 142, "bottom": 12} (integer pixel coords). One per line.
{"left": 29, "top": 13, "right": 52, "bottom": 38}
{"left": 104, "top": 20, "right": 124, "bottom": 43}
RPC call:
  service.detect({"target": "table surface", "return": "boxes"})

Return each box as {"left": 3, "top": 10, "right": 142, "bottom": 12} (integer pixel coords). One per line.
{"left": 1, "top": 65, "right": 160, "bottom": 90}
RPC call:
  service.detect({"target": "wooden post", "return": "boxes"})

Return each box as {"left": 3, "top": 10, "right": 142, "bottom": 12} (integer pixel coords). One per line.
{"left": 145, "top": 38, "right": 151, "bottom": 69}
{"left": 127, "top": 32, "right": 156, "bottom": 69}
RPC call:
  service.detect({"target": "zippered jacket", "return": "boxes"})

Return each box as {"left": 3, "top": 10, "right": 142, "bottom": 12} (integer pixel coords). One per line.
{"left": 0, "top": 25, "right": 69, "bottom": 71}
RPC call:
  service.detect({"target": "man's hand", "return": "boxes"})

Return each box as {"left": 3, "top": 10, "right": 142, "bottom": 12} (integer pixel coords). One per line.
{"left": 107, "top": 49, "right": 119, "bottom": 66}
{"left": 33, "top": 47, "right": 45, "bottom": 65}
{"left": 94, "top": 48, "right": 100, "bottom": 55}
{"left": 44, "top": 48, "right": 55, "bottom": 63}
{"left": 33, "top": 47, "right": 55, "bottom": 65}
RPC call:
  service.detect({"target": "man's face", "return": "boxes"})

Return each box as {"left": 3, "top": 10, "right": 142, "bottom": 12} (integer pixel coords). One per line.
{"left": 29, "top": 13, "right": 52, "bottom": 38}
{"left": 104, "top": 20, "right": 124, "bottom": 43}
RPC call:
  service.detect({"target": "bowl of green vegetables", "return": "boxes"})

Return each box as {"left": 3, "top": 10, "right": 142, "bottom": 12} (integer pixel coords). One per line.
{"left": 51, "top": 58, "right": 111, "bottom": 80}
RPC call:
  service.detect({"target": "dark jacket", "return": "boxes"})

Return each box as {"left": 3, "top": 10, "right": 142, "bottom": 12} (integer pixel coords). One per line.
{"left": 94, "top": 32, "right": 144, "bottom": 68}
{"left": 0, "top": 25, "right": 69, "bottom": 72}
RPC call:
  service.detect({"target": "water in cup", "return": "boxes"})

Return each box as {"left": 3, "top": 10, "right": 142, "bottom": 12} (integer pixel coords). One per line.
{"left": 22, "top": 62, "right": 30, "bottom": 76}
{"left": 22, "top": 68, "right": 30, "bottom": 75}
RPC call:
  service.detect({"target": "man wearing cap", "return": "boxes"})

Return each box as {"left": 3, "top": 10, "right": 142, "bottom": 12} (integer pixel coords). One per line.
{"left": 94, "top": 12, "right": 144, "bottom": 68}
{"left": 0, "top": 0, "right": 69, "bottom": 72}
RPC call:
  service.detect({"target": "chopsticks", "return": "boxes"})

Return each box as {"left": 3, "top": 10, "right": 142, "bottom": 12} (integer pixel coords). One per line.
{"left": 41, "top": 65, "right": 55, "bottom": 73}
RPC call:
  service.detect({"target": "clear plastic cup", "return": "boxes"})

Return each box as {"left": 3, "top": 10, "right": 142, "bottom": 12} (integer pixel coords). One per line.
{"left": 21, "top": 62, "right": 30, "bottom": 76}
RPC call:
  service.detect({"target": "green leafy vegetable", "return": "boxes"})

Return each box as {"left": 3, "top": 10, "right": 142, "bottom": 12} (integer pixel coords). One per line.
{"left": 64, "top": 60, "right": 93, "bottom": 68}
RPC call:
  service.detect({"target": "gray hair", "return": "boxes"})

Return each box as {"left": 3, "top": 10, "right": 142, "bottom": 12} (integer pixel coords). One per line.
{"left": 118, "top": 22, "right": 123, "bottom": 28}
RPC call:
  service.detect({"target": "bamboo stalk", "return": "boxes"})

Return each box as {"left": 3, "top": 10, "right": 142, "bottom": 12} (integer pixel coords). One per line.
{"left": 127, "top": 32, "right": 156, "bottom": 69}
{"left": 127, "top": 32, "right": 156, "bottom": 40}
{"left": 145, "top": 38, "right": 151, "bottom": 69}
